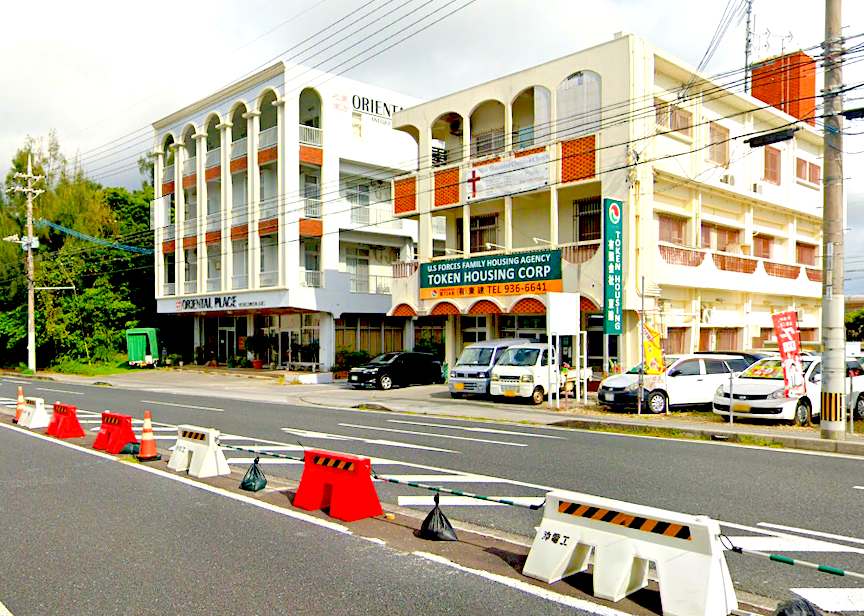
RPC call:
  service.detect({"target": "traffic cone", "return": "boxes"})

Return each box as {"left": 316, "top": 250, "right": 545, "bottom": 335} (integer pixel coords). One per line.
{"left": 13, "top": 387, "right": 24, "bottom": 424}
{"left": 136, "top": 411, "right": 161, "bottom": 461}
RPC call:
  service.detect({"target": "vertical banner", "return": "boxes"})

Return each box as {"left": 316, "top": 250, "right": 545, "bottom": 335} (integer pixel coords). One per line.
{"left": 603, "top": 198, "right": 623, "bottom": 334}
{"left": 642, "top": 322, "right": 664, "bottom": 375}
{"left": 771, "top": 311, "right": 806, "bottom": 397}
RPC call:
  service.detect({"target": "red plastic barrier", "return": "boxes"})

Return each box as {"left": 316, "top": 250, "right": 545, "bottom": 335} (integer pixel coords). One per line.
{"left": 45, "top": 403, "right": 86, "bottom": 439}
{"left": 293, "top": 449, "right": 383, "bottom": 522}
{"left": 92, "top": 412, "right": 138, "bottom": 454}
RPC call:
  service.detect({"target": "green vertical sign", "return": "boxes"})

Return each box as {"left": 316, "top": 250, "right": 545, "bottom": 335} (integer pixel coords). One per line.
{"left": 603, "top": 198, "right": 623, "bottom": 334}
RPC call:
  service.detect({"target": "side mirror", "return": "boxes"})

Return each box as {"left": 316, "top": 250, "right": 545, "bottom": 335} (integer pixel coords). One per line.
{"left": 668, "top": 369, "right": 680, "bottom": 378}
{"left": 812, "top": 374, "right": 822, "bottom": 383}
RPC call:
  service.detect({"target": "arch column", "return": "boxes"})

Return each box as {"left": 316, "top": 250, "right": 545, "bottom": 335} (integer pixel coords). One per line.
{"left": 244, "top": 110, "right": 261, "bottom": 288}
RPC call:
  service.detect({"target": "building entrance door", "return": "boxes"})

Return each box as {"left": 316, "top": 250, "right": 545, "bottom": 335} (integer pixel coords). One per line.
{"left": 218, "top": 328, "right": 235, "bottom": 363}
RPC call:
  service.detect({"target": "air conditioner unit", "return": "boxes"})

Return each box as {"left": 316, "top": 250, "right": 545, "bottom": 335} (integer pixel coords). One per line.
{"left": 752, "top": 182, "right": 763, "bottom": 195}
{"left": 720, "top": 174, "right": 736, "bottom": 186}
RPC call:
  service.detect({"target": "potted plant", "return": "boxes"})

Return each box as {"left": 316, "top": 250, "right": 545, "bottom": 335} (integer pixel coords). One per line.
{"left": 245, "top": 334, "right": 270, "bottom": 369}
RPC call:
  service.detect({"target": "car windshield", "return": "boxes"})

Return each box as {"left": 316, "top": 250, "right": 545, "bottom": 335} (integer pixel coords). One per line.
{"left": 369, "top": 353, "right": 399, "bottom": 365}
{"left": 456, "top": 348, "right": 493, "bottom": 366}
{"left": 740, "top": 358, "right": 815, "bottom": 379}
{"left": 498, "top": 348, "right": 540, "bottom": 367}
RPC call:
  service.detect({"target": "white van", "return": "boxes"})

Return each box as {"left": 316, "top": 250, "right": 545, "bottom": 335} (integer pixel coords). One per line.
{"left": 489, "top": 342, "right": 577, "bottom": 405}
{"left": 449, "top": 338, "right": 528, "bottom": 398}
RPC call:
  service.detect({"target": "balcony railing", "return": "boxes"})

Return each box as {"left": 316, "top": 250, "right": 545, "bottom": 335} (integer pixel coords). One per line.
{"left": 299, "top": 125, "right": 323, "bottom": 147}
{"left": 302, "top": 269, "right": 323, "bottom": 288}
{"left": 163, "top": 282, "right": 175, "bottom": 296}
{"left": 163, "top": 224, "right": 176, "bottom": 241}
{"left": 260, "top": 270, "right": 278, "bottom": 287}
{"left": 258, "top": 127, "right": 278, "bottom": 150}
{"left": 658, "top": 244, "right": 707, "bottom": 267}
{"left": 431, "top": 147, "right": 462, "bottom": 168}
{"left": 259, "top": 202, "right": 278, "bottom": 221}
{"left": 162, "top": 165, "right": 175, "bottom": 182}
{"left": 205, "top": 148, "right": 220, "bottom": 169}
{"left": 232, "top": 274, "right": 248, "bottom": 290}
{"left": 231, "top": 138, "right": 247, "bottom": 160}
{"left": 351, "top": 273, "right": 392, "bottom": 295}
{"left": 560, "top": 241, "right": 600, "bottom": 264}
{"left": 205, "top": 212, "right": 221, "bottom": 232}
{"left": 304, "top": 198, "right": 322, "bottom": 219}
{"left": 350, "top": 204, "right": 402, "bottom": 229}
{"left": 182, "top": 218, "right": 198, "bottom": 237}
{"left": 471, "top": 128, "right": 505, "bottom": 158}
{"left": 183, "top": 156, "right": 196, "bottom": 176}
{"left": 231, "top": 205, "right": 248, "bottom": 226}
{"left": 184, "top": 280, "right": 197, "bottom": 294}
{"left": 393, "top": 261, "right": 419, "bottom": 278}
{"left": 206, "top": 277, "right": 221, "bottom": 292}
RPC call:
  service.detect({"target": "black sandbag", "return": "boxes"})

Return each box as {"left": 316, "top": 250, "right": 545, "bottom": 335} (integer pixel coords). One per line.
{"left": 240, "top": 457, "right": 267, "bottom": 492}
{"left": 119, "top": 442, "right": 140, "bottom": 455}
{"left": 419, "top": 493, "right": 457, "bottom": 541}
{"left": 773, "top": 598, "right": 823, "bottom": 616}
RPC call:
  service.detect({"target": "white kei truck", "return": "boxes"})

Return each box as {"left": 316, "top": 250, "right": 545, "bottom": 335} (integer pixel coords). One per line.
{"left": 488, "top": 342, "right": 582, "bottom": 405}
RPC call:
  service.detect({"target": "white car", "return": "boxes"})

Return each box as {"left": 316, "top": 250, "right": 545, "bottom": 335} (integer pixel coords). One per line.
{"left": 598, "top": 354, "right": 752, "bottom": 414}
{"left": 713, "top": 356, "right": 864, "bottom": 425}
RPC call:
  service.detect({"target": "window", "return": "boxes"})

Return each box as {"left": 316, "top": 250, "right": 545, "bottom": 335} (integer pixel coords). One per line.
{"left": 461, "top": 316, "right": 487, "bottom": 345}
{"left": 662, "top": 327, "right": 687, "bottom": 355}
{"left": 658, "top": 214, "right": 686, "bottom": 245}
{"left": 456, "top": 214, "right": 498, "bottom": 253}
{"left": 796, "top": 242, "right": 816, "bottom": 266}
{"left": 753, "top": 235, "right": 773, "bottom": 259}
{"left": 796, "top": 157, "right": 808, "bottom": 181}
{"left": 557, "top": 71, "right": 601, "bottom": 139}
{"left": 797, "top": 158, "right": 821, "bottom": 185}
{"left": 708, "top": 122, "right": 730, "bottom": 166}
{"left": 573, "top": 196, "right": 601, "bottom": 242}
{"left": 346, "top": 182, "right": 370, "bottom": 207}
{"left": 673, "top": 359, "right": 701, "bottom": 376}
{"left": 716, "top": 328, "right": 739, "bottom": 350}
{"left": 764, "top": 147, "right": 781, "bottom": 184}
{"left": 654, "top": 98, "right": 692, "bottom": 138}
{"left": 704, "top": 359, "right": 730, "bottom": 375}
{"left": 164, "top": 253, "right": 175, "bottom": 283}
{"left": 808, "top": 162, "right": 821, "bottom": 185}
{"left": 700, "top": 222, "right": 740, "bottom": 252}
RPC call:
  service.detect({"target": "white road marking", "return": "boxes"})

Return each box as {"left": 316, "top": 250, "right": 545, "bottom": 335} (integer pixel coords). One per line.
{"left": 338, "top": 423, "right": 528, "bottom": 447}
{"left": 376, "top": 474, "right": 513, "bottom": 484}
{"left": 792, "top": 588, "right": 864, "bottom": 612}
{"left": 281, "top": 427, "right": 458, "bottom": 453}
{"left": 758, "top": 522, "right": 864, "bottom": 547}
{"left": 36, "top": 388, "right": 83, "bottom": 395}
{"left": 232, "top": 445, "right": 304, "bottom": 452}
{"left": 387, "top": 419, "right": 565, "bottom": 439}
{"left": 140, "top": 400, "right": 224, "bottom": 412}
{"left": 721, "top": 521, "right": 864, "bottom": 555}
{"left": 0, "top": 599, "right": 13, "bottom": 615}
{"left": 414, "top": 552, "right": 631, "bottom": 616}
{"left": 2, "top": 378, "right": 30, "bottom": 384}
{"left": 227, "top": 457, "right": 301, "bottom": 465}
{"left": 724, "top": 535, "right": 864, "bottom": 553}
{"left": 398, "top": 496, "right": 545, "bottom": 508}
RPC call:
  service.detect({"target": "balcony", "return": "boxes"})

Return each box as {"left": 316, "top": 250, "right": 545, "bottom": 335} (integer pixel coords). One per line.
{"left": 259, "top": 202, "right": 278, "bottom": 221}
{"left": 231, "top": 205, "right": 248, "bottom": 226}
{"left": 431, "top": 147, "right": 461, "bottom": 168}
{"left": 205, "top": 212, "right": 221, "bottom": 232}
{"left": 162, "top": 282, "right": 175, "bottom": 296}
{"left": 162, "top": 165, "right": 175, "bottom": 182}
{"left": 471, "top": 128, "right": 505, "bottom": 158}
{"left": 231, "top": 138, "right": 247, "bottom": 160}
{"left": 232, "top": 274, "right": 248, "bottom": 290}
{"left": 260, "top": 270, "right": 278, "bottom": 288}
{"left": 182, "top": 217, "right": 197, "bottom": 237}
{"left": 163, "top": 224, "right": 176, "bottom": 241}
{"left": 206, "top": 277, "right": 220, "bottom": 292}
{"left": 351, "top": 273, "right": 391, "bottom": 295}
{"left": 258, "top": 127, "right": 278, "bottom": 150}
{"left": 299, "top": 125, "right": 323, "bottom": 147}
{"left": 183, "top": 156, "right": 196, "bottom": 176}
{"left": 350, "top": 203, "right": 402, "bottom": 229}
{"left": 205, "top": 148, "right": 220, "bottom": 169}
{"left": 184, "top": 280, "right": 197, "bottom": 294}
{"left": 393, "top": 261, "right": 419, "bottom": 279}
{"left": 302, "top": 269, "right": 323, "bottom": 288}
{"left": 303, "top": 198, "right": 322, "bottom": 219}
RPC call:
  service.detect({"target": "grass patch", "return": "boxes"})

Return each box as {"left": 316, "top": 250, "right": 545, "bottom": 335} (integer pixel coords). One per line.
{"left": 46, "top": 353, "right": 139, "bottom": 376}
{"left": 576, "top": 422, "right": 785, "bottom": 449}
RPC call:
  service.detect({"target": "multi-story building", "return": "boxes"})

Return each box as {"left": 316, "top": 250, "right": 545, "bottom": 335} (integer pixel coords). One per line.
{"left": 387, "top": 33, "right": 824, "bottom": 373}
{"left": 151, "top": 62, "right": 443, "bottom": 371}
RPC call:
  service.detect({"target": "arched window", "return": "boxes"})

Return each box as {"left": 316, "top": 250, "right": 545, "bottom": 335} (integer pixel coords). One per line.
{"left": 512, "top": 86, "right": 551, "bottom": 149}
{"left": 556, "top": 71, "right": 601, "bottom": 140}
{"left": 163, "top": 135, "right": 175, "bottom": 166}
{"left": 231, "top": 105, "right": 248, "bottom": 142}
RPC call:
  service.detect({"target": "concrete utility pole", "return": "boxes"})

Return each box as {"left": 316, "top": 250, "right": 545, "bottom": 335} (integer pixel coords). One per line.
{"left": 821, "top": 0, "right": 845, "bottom": 440}
{"left": 744, "top": 0, "right": 755, "bottom": 93}
{"left": 9, "top": 155, "right": 43, "bottom": 373}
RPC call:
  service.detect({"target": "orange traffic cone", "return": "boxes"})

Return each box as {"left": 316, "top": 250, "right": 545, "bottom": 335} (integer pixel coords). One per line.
{"left": 13, "top": 386, "right": 24, "bottom": 424}
{"left": 136, "top": 411, "right": 161, "bottom": 461}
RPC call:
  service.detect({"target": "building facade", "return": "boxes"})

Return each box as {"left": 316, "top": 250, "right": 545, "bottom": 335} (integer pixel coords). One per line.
{"left": 387, "top": 33, "right": 824, "bottom": 373}
{"left": 151, "top": 62, "right": 442, "bottom": 370}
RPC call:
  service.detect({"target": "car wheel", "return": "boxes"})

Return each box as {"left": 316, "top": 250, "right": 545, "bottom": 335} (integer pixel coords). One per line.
{"left": 450, "top": 392, "right": 464, "bottom": 399}
{"left": 793, "top": 399, "right": 811, "bottom": 426}
{"left": 646, "top": 391, "right": 667, "bottom": 414}
{"left": 855, "top": 395, "right": 864, "bottom": 421}
{"left": 530, "top": 386, "right": 544, "bottom": 405}
{"left": 378, "top": 374, "right": 393, "bottom": 391}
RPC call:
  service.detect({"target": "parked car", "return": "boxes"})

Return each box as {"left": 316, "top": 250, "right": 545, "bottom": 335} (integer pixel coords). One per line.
{"left": 598, "top": 354, "right": 751, "bottom": 414}
{"left": 489, "top": 342, "right": 579, "bottom": 405}
{"left": 348, "top": 352, "right": 443, "bottom": 390}
{"left": 694, "top": 350, "right": 773, "bottom": 366}
{"left": 449, "top": 338, "right": 531, "bottom": 398}
{"left": 713, "top": 356, "right": 864, "bottom": 425}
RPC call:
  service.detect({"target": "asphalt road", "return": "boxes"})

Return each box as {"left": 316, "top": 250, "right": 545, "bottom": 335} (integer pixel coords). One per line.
{"left": 3, "top": 374, "right": 864, "bottom": 613}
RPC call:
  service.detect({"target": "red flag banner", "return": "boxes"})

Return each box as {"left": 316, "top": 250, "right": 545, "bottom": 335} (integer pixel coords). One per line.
{"left": 771, "top": 311, "right": 806, "bottom": 398}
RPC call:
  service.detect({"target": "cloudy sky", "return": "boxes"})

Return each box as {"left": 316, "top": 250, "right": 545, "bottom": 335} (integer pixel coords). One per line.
{"left": 3, "top": 0, "right": 864, "bottom": 286}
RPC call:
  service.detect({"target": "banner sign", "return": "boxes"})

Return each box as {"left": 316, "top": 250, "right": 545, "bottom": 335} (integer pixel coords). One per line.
{"left": 771, "top": 311, "right": 806, "bottom": 397}
{"left": 420, "top": 249, "right": 562, "bottom": 300}
{"left": 642, "top": 322, "right": 664, "bottom": 375}
{"left": 465, "top": 151, "right": 549, "bottom": 202}
{"left": 603, "top": 198, "right": 623, "bottom": 334}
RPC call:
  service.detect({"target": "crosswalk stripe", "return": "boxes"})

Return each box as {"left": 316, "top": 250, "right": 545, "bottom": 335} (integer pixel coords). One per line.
{"left": 375, "top": 474, "right": 514, "bottom": 484}
{"left": 387, "top": 419, "right": 565, "bottom": 440}
{"left": 725, "top": 535, "right": 864, "bottom": 554}
{"left": 226, "top": 458, "right": 301, "bottom": 465}
{"left": 792, "top": 588, "right": 864, "bottom": 612}
{"left": 398, "top": 496, "right": 545, "bottom": 508}
{"left": 338, "top": 423, "right": 527, "bottom": 447}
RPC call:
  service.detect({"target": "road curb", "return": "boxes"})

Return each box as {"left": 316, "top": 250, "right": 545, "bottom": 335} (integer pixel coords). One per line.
{"left": 0, "top": 371, "right": 56, "bottom": 382}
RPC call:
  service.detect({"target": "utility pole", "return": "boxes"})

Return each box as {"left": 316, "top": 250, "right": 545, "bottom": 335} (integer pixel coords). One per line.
{"left": 9, "top": 155, "right": 43, "bottom": 373}
{"left": 821, "top": 0, "right": 845, "bottom": 440}
{"left": 744, "top": 0, "right": 755, "bottom": 93}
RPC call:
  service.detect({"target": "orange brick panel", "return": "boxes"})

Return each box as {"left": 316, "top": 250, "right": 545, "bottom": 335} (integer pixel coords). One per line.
{"left": 468, "top": 300, "right": 502, "bottom": 315}
{"left": 434, "top": 167, "right": 460, "bottom": 208}
{"left": 561, "top": 136, "right": 595, "bottom": 183}
{"left": 515, "top": 147, "right": 545, "bottom": 159}
{"left": 205, "top": 231, "right": 221, "bottom": 245}
{"left": 161, "top": 240, "right": 176, "bottom": 254}
{"left": 258, "top": 219, "right": 278, "bottom": 236}
{"left": 394, "top": 177, "right": 417, "bottom": 214}
{"left": 580, "top": 297, "right": 600, "bottom": 312}
{"left": 430, "top": 302, "right": 460, "bottom": 316}
{"left": 259, "top": 146, "right": 278, "bottom": 165}
{"left": 510, "top": 298, "right": 546, "bottom": 314}
{"left": 205, "top": 166, "right": 221, "bottom": 182}
{"left": 231, "top": 225, "right": 249, "bottom": 240}
{"left": 473, "top": 157, "right": 500, "bottom": 167}
{"left": 751, "top": 51, "right": 817, "bottom": 126}
{"left": 161, "top": 181, "right": 175, "bottom": 195}
{"left": 230, "top": 156, "right": 248, "bottom": 174}
{"left": 392, "top": 303, "right": 417, "bottom": 317}
{"left": 182, "top": 174, "right": 197, "bottom": 189}
{"left": 299, "top": 218, "right": 323, "bottom": 237}
{"left": 182, "top": 236, "right": 197, "bottom": 250}
{"left": 299, "top": 145, "right": 323, "bottom": 166}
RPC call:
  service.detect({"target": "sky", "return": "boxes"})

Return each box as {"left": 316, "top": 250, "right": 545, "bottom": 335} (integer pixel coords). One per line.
{"left": 2, "top": 0, "right": 864, "bottom": 286}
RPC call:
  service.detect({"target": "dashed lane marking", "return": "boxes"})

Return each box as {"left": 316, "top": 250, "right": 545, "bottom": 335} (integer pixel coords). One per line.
{"left": 792, "top": 588, "right": 864, "bottom": 612}
{"left": 281, "top": 427, "right": 459, "bottom": 454}
{"left": 338, "top": 423, "right": 528, "bottom": 447}
{"left": 35, "top": 388, "right": 83, "bottom": 395}
{"left": 724, "top": 535, "right": 864, "bottom": 554}
{"left": 758, "top": 522, "right": 864, "bottom": 547}
{"left": 140, "top": 400, "right": 224, "bottom": 412}
{"left": 399, "top": 496, "right": 545, "bottom": 508}
{"left": 387, "top": 419, "right": 566, "bottom": 439}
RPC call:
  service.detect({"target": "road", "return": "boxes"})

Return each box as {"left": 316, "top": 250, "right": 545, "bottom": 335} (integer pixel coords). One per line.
{"left": 2, "top": 373, "right": 864, "bottom": 614}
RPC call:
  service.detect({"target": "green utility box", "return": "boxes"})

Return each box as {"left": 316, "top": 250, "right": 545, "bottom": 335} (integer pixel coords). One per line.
{"left": 126, "top": 328, "right": 160, "bottom": 367}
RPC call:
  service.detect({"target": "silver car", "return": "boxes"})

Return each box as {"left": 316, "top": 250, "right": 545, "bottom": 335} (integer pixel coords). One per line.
{"left": 449, "top": 338, "right": 529, "bottom": 398}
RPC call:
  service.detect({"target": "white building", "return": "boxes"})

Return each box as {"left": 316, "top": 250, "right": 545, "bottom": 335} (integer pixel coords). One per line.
{"left": 151, "top": 62, "right": 443, "bottom": 370}
{"left": 386, "top": 33, "right": 824, "bottom": 373}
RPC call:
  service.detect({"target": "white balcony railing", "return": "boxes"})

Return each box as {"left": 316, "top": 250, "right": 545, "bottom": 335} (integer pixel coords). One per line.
{"left": 163, "top": 282, "right": 175, "bottom": 295}
{"left": 302, "top": 269, "right": 323, "bottom": 288}
{"left": 231, "top": 205, "right": 248, "bottom": 226}
{"left": 299, "top": 125, "right": 323, "bottom": 147}
{"left": 232, "top": 274, "right": 248, "bottom": 290}
{"left": 183, "top": 156, "right": 196, "bottom": 176}
{"left": 350, "top": 204, "right": 402, "bottom": 229}
{"left": 206, "top": 277, "right": 220, "bottom": 292}
{"left": 163, "top": 224, "right": 176, "bottom": 241}
{"left": 182, "top": 218, "right": 197, "bottom": 237}
{"left": 260, "top": 270, "right": 278, "bottom": 288}
{"left": 184, "top": 280, "right": 197, "bottom": 294}
{"left": 258, "top": 127, "right": 278, "bottom": 150}
{"left": 231, "top": 138, "right": 247, "bottom": 160}
{"left": 350, "top": 273, "right": 392, "bottom": 295}
{"left": 432, "top": 217, "right": 446, "bottom": 236}
{"left": 259, "top": 202, "right": 278, "bottom": 221}
{"left": 304, "top": 198, "right": 322, "bottom": 219}
{"left": 205, "top": 148, "right": 220, "bottom": 169}
{"left": 205, "top": 212, "right": 221, "bottom": 232}
{"left": 162, "top": 165, "right": 175, "bottom": 183}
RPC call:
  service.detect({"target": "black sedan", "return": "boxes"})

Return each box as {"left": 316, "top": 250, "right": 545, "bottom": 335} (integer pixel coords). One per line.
{"left": 348, "top": 352, "right": 443, "bottom": 390}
